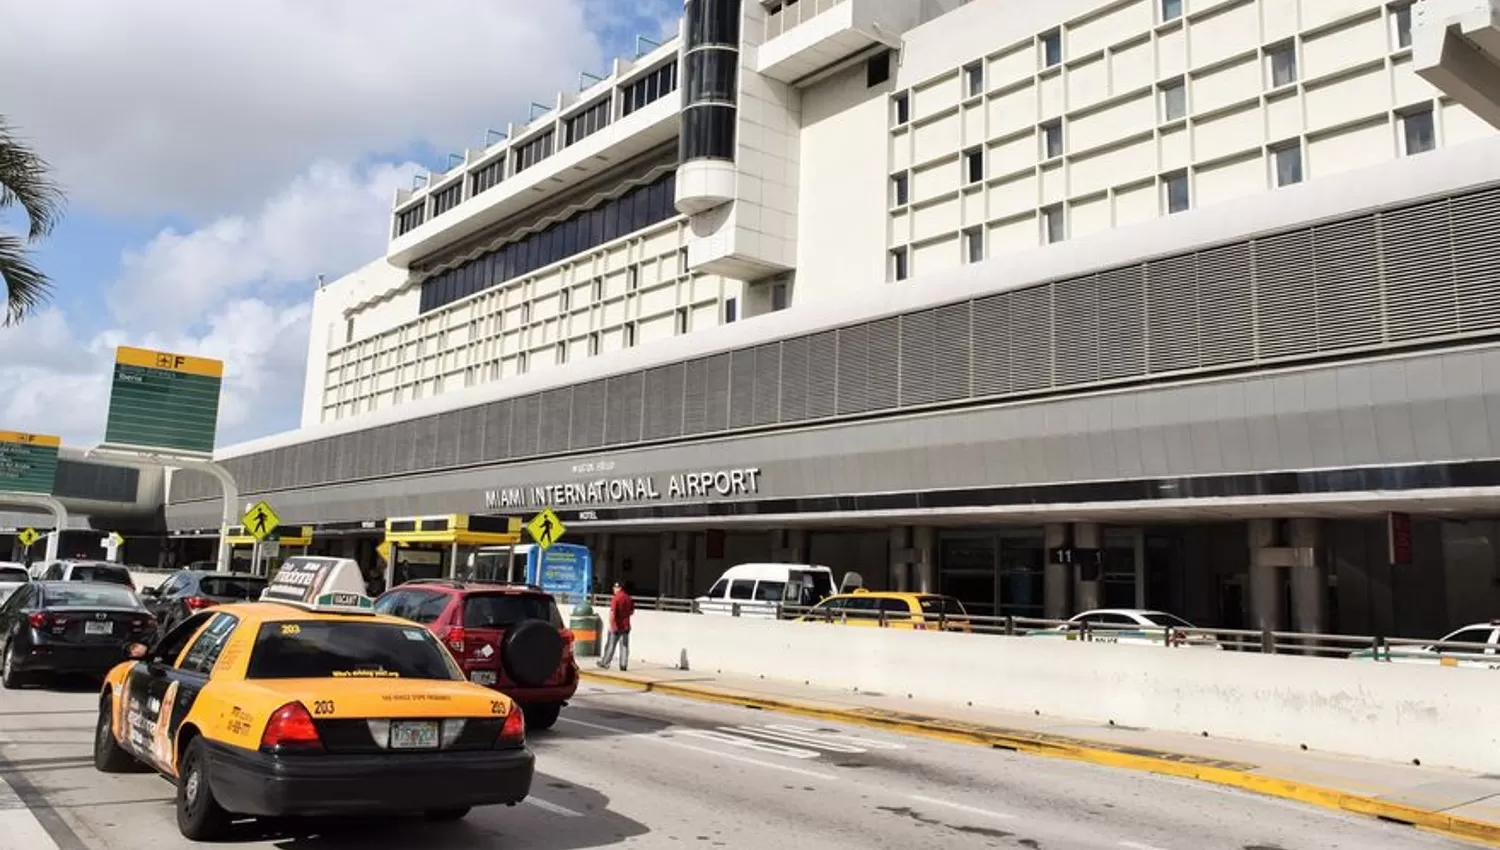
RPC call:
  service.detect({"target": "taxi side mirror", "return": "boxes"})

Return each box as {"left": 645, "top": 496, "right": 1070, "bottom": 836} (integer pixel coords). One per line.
{"left": 126, "top": 642, "right": 148, "bottom": 660}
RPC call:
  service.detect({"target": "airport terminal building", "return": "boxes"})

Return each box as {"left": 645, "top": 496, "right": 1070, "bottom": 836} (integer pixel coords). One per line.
{"left": 20, "top": 0, "right": 1500, "bottom": 640}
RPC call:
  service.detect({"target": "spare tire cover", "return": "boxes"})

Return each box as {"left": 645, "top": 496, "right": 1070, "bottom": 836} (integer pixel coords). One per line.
{"left": 502, "top": 619, "right": 564, "bottom": 687}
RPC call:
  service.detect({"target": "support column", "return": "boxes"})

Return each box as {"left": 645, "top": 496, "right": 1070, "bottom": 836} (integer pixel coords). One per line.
{"left": 888, "top": 526, "right": 912, "bottom": 592}
{"left": 594, "top": 532, "right": 614, "bottom": 593}
{"left": 1044, "top": 523, "right": 1070, "bottom": 620}
{"left": 1073, "top": 522, "right": 1102, "bottom": 612}
{"left": 674, "top": 531, "right": 697, "bottom": 598}
{"left": 657, "top": 531, "right": 675, "bottom": 599}
{"left": 1287, "top": 518, "right": 1325, "bottom": 635}
{"left": 1247, "top": 518, "right": 1282, "bottom": 633}
{"left": 772, "top": 528, "right": 807, "bottom": 562}
{"left": 911, "top": 526, "right": 936, "bottom": 594}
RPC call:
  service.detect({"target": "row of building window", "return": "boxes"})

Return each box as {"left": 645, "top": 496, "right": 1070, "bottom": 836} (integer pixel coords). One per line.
{"left": 417, "top": 171, "right": 680, "bottom": 313}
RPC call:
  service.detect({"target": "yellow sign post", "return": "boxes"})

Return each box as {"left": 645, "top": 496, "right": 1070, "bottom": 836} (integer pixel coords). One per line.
{"left": 525, "top": 507, "right": 566, "bottom": 552}
{"left": 16, "top": 528, "right": 39, "bottom": 550}
{"left": 242, "top": 501, "right": 281, "bottom": 542}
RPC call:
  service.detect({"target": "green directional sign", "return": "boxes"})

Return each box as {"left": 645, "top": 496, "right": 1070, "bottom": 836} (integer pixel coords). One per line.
{"left": 0, "top": 431, "right": 60, "bottom": 494}
{"left": 104, "top": 346, "right": 223, "bottom": 454}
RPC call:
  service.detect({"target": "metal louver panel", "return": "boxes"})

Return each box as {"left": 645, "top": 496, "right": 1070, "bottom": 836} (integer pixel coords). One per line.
{"left": 806, "top": 331, "right": 838, "bottom": 419}
{"left": 780, "top": 336, "right": 810, "bottom": 422}
{"left": 435, "top": 412, "right": 462, "bottom": 468}
{"left": 730, "top": 349, "right": 756, "bottom": 429}
{"left": 334, "top": 435, "right": 356, "bottom": 481}
{"left": 457, "top": 406, "right": 486, "bottom": 464}
{"left": 511, "top": 395, "right": 540, "bottom": 457}
{"left": 867, "top": 317, "right": 900, "bottom": 411}
{"left": 571, "top": 380, "right": 607, "bottom": 448}
{"left": 1145, "top": 254, "right": 1198, "bottom": 373}
{"left": 837, "top": 323, "right": 871, "bottom": 415}
{"left": 703, "top": 353, "right": 731, "bottom": 432}
{"left": 1254, "top": 230, "right": 1315, "bottom": 360}
{"left": 971, "top": 293, "right": 1011, "bottom": 397}
{"left": 412, "top": 417, "right": 439, "bottom": 470}
{"left": 932, "top": 302, "right": 971, "bottom": 401}
{"left": 1196, "top": 243, "right": 1255, "bottom": 366}
{"left": 682, "top": 359, "right": 709, "bottom": 434}
{"left": 898, "top": 309, "right": 939, "bottom": 407}
{"left": 1311, "top": 217, "right": 1382, "bottom": 353}
{"left": 1053, "top": 275, "right": 1099, "bottom": 386}
{"left": 481, "top": 400, "right": 511, "bottom": 461}
{"left": 605, "top": 373, "right": 643, "bottom": 444}
{"left": 367, "top": 427, "right": 393, "bottom": 478}
{"left": 1381, "top": 199, "right": 1457, "bottom": 342}
{"left": 1010, "top": 286, "right": 1052, "bottom": 391}
{"left": 539, "top": 388, "right": 572, "bottom": 454}
{"left": 642, "top": 366, "right": 684, "bottom": 440}
{"left": 1452, "top": 187, "right": 1500, "bottom": 333}
{"left": 1097, "top": 266, "right": 1145, "bottom": 381}
{"left": 752, "top": 344, "right": 781, "bottom": 425}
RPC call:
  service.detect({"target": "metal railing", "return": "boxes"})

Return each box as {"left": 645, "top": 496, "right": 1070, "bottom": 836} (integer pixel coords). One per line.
{"left": 585, "top": 593, "right": 1500, "bottom": 665}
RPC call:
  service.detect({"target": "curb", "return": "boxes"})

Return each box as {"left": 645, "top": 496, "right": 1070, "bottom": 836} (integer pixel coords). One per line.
{"left": 582, "top": 670, "right": 1500, "bottom": 848}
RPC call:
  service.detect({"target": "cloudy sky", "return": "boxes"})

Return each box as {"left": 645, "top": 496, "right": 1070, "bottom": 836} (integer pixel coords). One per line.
{"left": 0, "top": 0, "right": 679, "bottom": 449}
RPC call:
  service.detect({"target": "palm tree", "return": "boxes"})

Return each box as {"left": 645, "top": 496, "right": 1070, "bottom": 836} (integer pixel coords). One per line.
{"left": 0, "top": 117, "right": 65, "bottom": 326}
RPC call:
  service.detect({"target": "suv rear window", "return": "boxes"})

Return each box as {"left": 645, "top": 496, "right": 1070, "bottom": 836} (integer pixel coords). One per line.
{"left": 244, "top": 621, "right": 460, "bottom": 681}
{"left": 198, "top": 575, "right": 268, "bottom": 600}
{"left": 69, "top": 565, "right": 133, "bottom": 585}
{"left": 462, "top": 593, "right": 560, "bottom": 629}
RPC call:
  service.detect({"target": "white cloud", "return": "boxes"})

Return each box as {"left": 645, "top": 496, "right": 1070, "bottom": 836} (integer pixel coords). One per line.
{"left": 0, "top": 0, "right": 610, "bottom": 216}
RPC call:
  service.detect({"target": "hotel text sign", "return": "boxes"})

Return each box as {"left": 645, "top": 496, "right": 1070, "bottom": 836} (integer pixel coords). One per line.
{"left": 485, "top": 467, "right": 762, "bottom": 510}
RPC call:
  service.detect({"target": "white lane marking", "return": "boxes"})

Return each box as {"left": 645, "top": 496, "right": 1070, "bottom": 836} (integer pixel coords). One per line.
{"left": 556, "top": 716, "right": 837, "bottom": 781}
{"left": 1119, "top": 842, "right": 1170, "bottom": 850}
{"left": 907, "top": 794, "right": 1015, "bottom": 821}
{"left": 0, "top": 775, "right": 62, "bottom": 850}
{"left": 525, "top": 797, "right": 583, "bottom": 817}
{"left": 729, "top": 726, "right": 869, "bottom": 753}
{"left": 765, "top": 723, "right": 907, "bottom": 750}
{"left": 680, "top": 728, "right": 823, "bottom": 759}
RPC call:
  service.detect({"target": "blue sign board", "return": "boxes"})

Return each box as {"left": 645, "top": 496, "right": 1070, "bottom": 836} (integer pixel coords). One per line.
{"left": 530, "top": 543, "right": 592, "bottom": 603}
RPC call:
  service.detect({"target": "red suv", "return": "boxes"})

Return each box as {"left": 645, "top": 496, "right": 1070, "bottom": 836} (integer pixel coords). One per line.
{"left": 373, "top": 579, "right": 578, "bottom": 729}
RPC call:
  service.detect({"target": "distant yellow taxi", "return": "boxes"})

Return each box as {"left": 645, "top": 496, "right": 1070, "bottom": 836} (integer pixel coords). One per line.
{"left": 797, "top": 589, "right": 972, "bottom": 631}
{"left": 94, "top": 556, "right": 533, "bottom": 841}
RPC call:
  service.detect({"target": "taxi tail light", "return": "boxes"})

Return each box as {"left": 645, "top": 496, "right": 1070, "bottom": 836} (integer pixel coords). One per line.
{"left": 445, "top": 626, "right": 467, "bottom": 652}
{"left": 495, "top": 703, "right": 525, "bottom": 748}
{"left": 27, "top": 611, "right": 51, "bottom": 629}
{"left": 261, "top": 702, "right": 323, "bottom": 753}
{"left": 183, "top": 596, "right": 216, "bottom": 611}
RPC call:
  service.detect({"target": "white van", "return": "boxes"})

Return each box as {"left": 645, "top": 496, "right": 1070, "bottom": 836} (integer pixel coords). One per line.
{"left": 695, "top": 563, "right": 846, "bottom": 618}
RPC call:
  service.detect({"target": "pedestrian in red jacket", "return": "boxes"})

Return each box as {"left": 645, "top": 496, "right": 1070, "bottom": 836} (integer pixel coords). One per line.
{"left": 597, "top": 582, "right": 634, "bottom": 671}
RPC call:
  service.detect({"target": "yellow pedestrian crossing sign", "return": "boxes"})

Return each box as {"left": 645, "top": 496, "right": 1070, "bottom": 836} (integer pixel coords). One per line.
{"left": 16, "top": 528, "right": 39, "bottom": 549}
{"left": 243, "top": 501, "right": 281, "bottom": 541}
{"left": 526, "top": 507, "right": 566, "bottom": 551}
{"left": 108, "top": 531, "right": 125, "bottom": 548}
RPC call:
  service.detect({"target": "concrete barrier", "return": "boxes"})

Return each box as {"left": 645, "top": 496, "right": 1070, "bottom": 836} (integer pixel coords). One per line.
{"left": 572, "top": 608, "right": 1500, "bottom": 774}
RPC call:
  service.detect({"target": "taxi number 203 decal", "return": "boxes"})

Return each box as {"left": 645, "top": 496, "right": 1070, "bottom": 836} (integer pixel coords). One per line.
{"left": 491, "top": 700, "right": 508, "bottom": 715}
{"left": 312, "top": 700, "right": 336, "bottom": 716}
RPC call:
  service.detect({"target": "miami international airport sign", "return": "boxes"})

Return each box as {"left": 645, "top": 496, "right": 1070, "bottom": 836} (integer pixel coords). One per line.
{"left": 104, "top": 346, "right": 224, "bottom": 455}
{"left": 0, "top": 431, "right": 61, "bottom": 494}
{"left": 486, "top": 467, "right": 763, "bottom": 510}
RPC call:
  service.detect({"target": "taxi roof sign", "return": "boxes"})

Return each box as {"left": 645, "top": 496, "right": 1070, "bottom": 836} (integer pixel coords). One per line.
{"left": 260, "top": 556, "right": 374, "bottom": 614}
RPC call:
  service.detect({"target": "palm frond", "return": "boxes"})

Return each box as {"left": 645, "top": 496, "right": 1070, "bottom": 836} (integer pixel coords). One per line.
{"left": 0, "top": 117, "right": 66, "bottom": 240}
{"left": 0, "top": 234, "right": 53, "bottom": 326}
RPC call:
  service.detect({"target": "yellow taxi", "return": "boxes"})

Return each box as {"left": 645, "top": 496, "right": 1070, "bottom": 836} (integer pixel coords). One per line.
{"left": 796, "top": 589, "right": 972, "bottom": 631}
{"left": 93, "top": 556, "right": 534, "bottom": 841}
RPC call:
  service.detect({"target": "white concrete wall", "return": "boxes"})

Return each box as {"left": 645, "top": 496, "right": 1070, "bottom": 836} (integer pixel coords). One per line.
{"left": 604, "top": 610, "right": 1500, "bottom": 773}
{"left": 303, "top": 257, "right": 410, "bottom": 426}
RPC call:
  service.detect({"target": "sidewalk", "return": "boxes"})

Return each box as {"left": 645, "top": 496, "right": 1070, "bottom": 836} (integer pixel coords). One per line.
{"left": 582, "top": 661, "right": 1500, "bottom": 847}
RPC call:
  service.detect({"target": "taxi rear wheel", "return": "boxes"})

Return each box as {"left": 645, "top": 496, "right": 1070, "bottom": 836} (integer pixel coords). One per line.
{"left": 93, "top": 695, "right": 139, "bottom": 773}
{"left": 176, "top": 737, "right": 232, "bottom": 841}
{"left": 424, "top": 807, "right": 471, "bottom": 822}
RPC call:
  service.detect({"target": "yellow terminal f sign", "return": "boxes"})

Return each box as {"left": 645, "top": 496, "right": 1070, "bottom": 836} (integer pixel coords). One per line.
{"left": 115, "top": 345, "right": 225, "bottom": 378}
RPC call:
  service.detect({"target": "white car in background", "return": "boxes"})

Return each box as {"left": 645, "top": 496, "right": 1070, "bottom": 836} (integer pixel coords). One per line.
{"left": 1348, "top": 621, "right": 1500, "bottom": 668}
{"left": 0, "top": 561, "right": 30, "bottom": 603}
{"left": 1029, "top": 608, "right": 1223, "bottom": 649}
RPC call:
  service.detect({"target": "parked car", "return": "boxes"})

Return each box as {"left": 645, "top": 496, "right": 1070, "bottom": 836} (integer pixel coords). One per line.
{"left": 1028, "top": 608, "right": 1223, "bottom": 649}
{"left": 374, "top": 579, "right": 577, "bottom": 730}
{"left": 140, "top": 569, "right": 269, "bottom": 634}
{"left": 798, "top": 589, "right": 972, "bottom": 631}
{"left": 0, "top": 581, "right": 156, "bottom": 687}
{"left": 34, "top": 560, "right": 136, "bottom": 589}
{"left": 695, "top": 563, "right": 843, "bottom": 618}
{"left": 1348, "top": 621, "right": 1500, "bottom": 668}
{"left": 0, "top": 562, "right": 29, "bottom": 604}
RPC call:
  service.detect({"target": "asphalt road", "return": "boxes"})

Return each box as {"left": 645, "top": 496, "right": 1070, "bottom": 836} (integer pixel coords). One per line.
{"left": 0, "top": 677, "right": 1481, "bottom": 850}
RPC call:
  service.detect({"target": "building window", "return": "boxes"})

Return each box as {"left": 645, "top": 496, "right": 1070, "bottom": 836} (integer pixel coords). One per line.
{"left": 430, "top": 182, "right": 462, "bottom": 218}
{"left": 514, "top": 130, "right": 555, "bottom": 173}
{"left": 964, "top": 227, "right": 984, "bottom": 264}
{"left": 1271, "top": 141, "right": 1303, "bottom": 187}
{"left": 345, "top": 319, "right": 354, "bottom": 344}
{"left": 624, "top": 322, "right": 638, "bottom": 347}
{"left": 470, "top": 157, "right": 505, "bottom": 196}
{"left": 622, "top": 61, "right": 678, "bottom": 116}
{"left": 1041, "top": 121, "right": 1063, "bottom": 159}
{"left": 1401, "top": 106, "right": 1436, "bottom": 155}
{"left": 890, "top": 247, "right": 909, "bottom": 282}
{"left": 1392, "top": 4, "right": 1413, "bottom": 49}
{"left": 588, "top": 332, "right": 600, "bottom": 356}
{"left": 675, "top": 306, "right": 690, "bottom": 334}
{"left": 520, "top": 302, "right": 532, "bottom": 324}
{"left": 1041, "top": 30, "right": 1062, "bottom": 68}
{"left": 1267, "top": 43, "right": 1298, "bottom": 88}
{"left": 678, "top": 247, "right": 690, "bottom": 275}
{"left": 592, "top": 278, "right": 604, "bottom": 301}
{"left": 1042, "top": 205, "right": 1065, "bottom": 244}
{"left": 517, "top": 351, "right": 529, "bottom": 374}
{"left": 724, "top": 297, "right": 738, "bottom": 323}
{"left": 964, "top": 62, "right": 984, "bottom": 98}
{"left": 1161, "top": 0, "right": 1183, "bottom": 22}
{"left": 892, "top": 92, "right": 910, "bottom": 127}
{"left": 771, "top": 282, "right": 789, "bottom": 311}
{"left": 564, "top": 98, "right": 612, "bottom": 146}
{"left": 556, "top": 341, "right": 568, "bottom": 364}
{"left": 867, "top": 51, "right": 892, "bottom": 87}
{"left": 682, "top": 103, "right": 737, "bottom": 161}
{"left": 891, "top": 172, "right": 910, "bottom": 207}
{"left": 1159, "top": 78, "right": 1187, "bottom": 122}
{"left": 394, "top": 203, "right": 425, "bottom": 237}
{"left": 559, "top": 288, "right": 571, "bottom": 311}
{"left": 964, "top": 148, "right": 984, "bottom": 184}
{"left": 1164, "top": 171, "right": 1191, "bottom": 213}
{"left": 628, "top": 266, "right": 640, "bottom": 292}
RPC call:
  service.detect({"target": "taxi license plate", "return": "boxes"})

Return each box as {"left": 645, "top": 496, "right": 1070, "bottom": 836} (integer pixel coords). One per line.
{"left": 84, "top": 621, "right": 113, "bottom": 636}
{"left": 390, "top": 721, "right": 439, "bottom": 750}
{"left": 471, "top": 671, "right": 497, "bottom": 686}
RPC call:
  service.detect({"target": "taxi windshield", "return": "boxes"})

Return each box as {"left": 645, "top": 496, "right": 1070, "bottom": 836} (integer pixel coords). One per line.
{"left": 244, "top": 621, "right": 459, "bottom": 681}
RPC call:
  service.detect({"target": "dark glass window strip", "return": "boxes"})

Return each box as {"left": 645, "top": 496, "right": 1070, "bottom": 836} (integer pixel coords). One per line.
{"left": 685, "top": 0, "right": 742, "bottom": 48}
{"left": 52, "top": 460, "right": 140, "bottom": 503}
{"left": 622, "top": 62, "right": 679, "bottom": 116}
{"left": 430, "top": 182, "right": 462, "bottom": 217}
{"left": 515, "top": 130, "right": 555, "bottom": 173}
{"left": 685, "top": 48, "right": 738, "bottom": 103}
{"left": 470, "top": 157, "right": 505, "bottom": 196}
{"left": 419, "top": 171, "right": 678, "bottom": 314}
{"left": 681, "top": 104, "right": 737, "bottom": 161}
{"left": 395, "top": 203, "right": 426, "bottom": 236}
{"left": 565, "top": 98, "right": 613, "bottom": 146}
